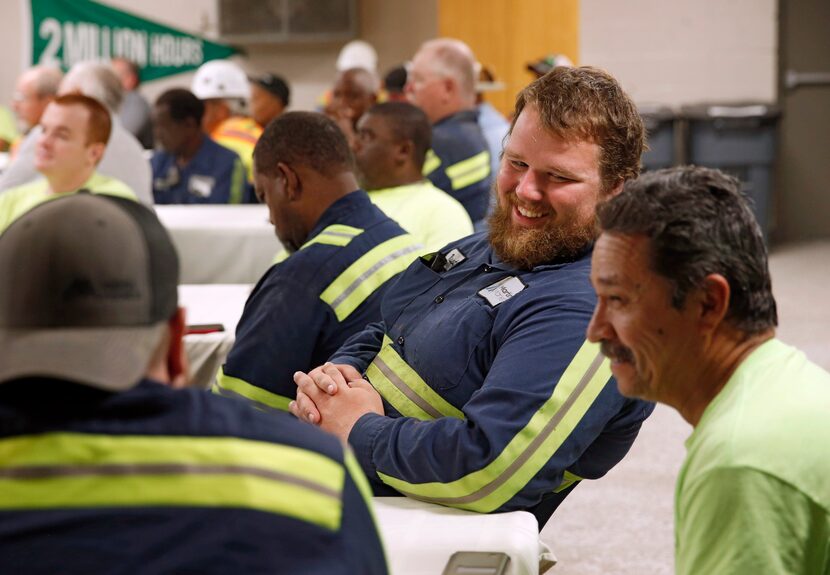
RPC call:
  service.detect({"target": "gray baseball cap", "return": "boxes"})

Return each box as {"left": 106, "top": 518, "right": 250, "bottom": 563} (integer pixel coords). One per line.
{"left": 0, "top": 193, "right": 179, "bottom": 391}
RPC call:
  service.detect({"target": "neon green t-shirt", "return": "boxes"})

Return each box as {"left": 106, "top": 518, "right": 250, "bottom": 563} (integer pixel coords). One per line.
{"left": 675, "top": 338, "right": 830, "bottom": 574}
{"left": 368, "top": 180, "right": 473, "bottom": 255}
{"left": 0, "top": 172, "right": 137, "bottom": 234}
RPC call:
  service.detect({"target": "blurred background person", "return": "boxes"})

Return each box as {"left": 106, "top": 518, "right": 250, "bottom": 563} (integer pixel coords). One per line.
{"left": 0, "top": 94, "right": 136, "bottom": 233}
{"left": 191, "top": 59, "right": 260, "bottom": 199}
{"left": 383, "top": 65, "right": 409, "bottom": 103}
{"left": 475, "top": 65, "right": 510, "bottom": 179}
{"left": 151, "top": 88, "right": 245, "bottom": 204}
{"left": 111, "top": 57, "right": 154, "bottom": 149}
{"left": 249, "top": 73, "right": 290, "bottom": 129}
{"left": 0, "top": 61, "right": 152, "bottom": 206}
{"left": 8, "top": 65, "right": 62, "bottom": 155}
{"left": 326, "top": 67, "right": 379, "bottom": 146}
{"left": 405, "top": 38, "right": 492, "bottom": 226}
{"left": 354, "top": 102, "right": 472, "bottom": 252}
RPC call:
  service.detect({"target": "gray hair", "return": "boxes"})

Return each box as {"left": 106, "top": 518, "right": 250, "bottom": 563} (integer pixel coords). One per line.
{"left": 29, "top": 65, "right": 64, "bottom": 98}
{"left": 59, "top": 61, "right": 124, "bottom": 112}
{"left": 418, "top": 38, "right": 477, "bottom": 102}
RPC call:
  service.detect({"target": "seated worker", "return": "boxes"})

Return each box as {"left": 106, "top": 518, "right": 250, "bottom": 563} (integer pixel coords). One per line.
{"left": 215, "top": 112, "right": 420, "bottom": 411}
{"left": 249, "top": 73, "right": 290, "bottom": 129}
{"left": 587, "top": 166, "right": 830, "bottom": 575}
{"left": 0, "top": 193, "right": 388, "bottom": 575}
{"left": 9, "top": 66, "right": 63, "bottom": 155}
{"left": 405, "top": 39, "right": 492, "bottom": 224}
{"left": 191, "top": 59, "right": 261, "bottom": 199}
{"left": 354, "top": 101, "right": 473, "bottom": 253}
{"left": 1, "top": 61, "right": 152, "bottom": 206}
{"left": 151, "top": 89, "right": 246, "bottom": 204}
{"left": 291, "top": 67, "right": 655, "bottom": 527}
{"left": 326, "top": 67, "right": 379, "bottom": 146}
{"left": 0, "top": 94, "right": 135, "bottom": 234}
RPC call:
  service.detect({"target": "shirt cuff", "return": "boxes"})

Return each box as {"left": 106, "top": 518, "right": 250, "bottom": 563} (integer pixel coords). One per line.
{"left": 348, "top": 412, "right": 391, "bottom": 477}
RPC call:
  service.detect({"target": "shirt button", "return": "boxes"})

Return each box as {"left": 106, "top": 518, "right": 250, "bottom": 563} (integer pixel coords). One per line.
{"left": 434, "top": 295, "right": 444, "bottom": 304}
{"left": 483, "top": 264, "right": 492, "bottom": 272}
{"left": 396, "top": 335, "right": 405, "bottom": 345}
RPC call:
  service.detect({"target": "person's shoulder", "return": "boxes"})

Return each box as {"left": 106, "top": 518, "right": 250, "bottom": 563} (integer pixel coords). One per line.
{"left": 88, "top": 172, "right": 138, "bottom": 201}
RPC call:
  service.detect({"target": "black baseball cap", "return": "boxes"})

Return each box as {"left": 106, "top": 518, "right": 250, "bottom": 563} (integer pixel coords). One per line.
{"left": 0, "top": 193, "right": 179, "bottom": 390}
{"left": 250, "top": 73, "right": 291, "bottom": 106}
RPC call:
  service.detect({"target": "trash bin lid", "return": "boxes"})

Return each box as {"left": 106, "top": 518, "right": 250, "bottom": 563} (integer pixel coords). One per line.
{"left": 681, "top": 102, "right": 780, "bottom": 120}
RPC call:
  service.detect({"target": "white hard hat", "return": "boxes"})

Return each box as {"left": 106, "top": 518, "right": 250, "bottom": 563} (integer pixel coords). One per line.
{"left": 191, "top": 60, "right": 251, "bottom": 100}
{"left": 336, "top": 40, "right": 378, "bottom": 73}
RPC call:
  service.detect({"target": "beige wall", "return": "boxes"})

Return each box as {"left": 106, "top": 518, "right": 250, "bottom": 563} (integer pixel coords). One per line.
{"left": 580, "top": 0, "right": 778, "bottom": 106}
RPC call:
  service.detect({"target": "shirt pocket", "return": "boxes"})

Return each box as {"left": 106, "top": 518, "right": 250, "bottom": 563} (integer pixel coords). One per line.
{"left": 407, "top": 293, "right": 494, "bottom": 392}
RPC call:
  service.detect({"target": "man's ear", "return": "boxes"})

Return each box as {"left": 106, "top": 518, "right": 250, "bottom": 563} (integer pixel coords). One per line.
{"left": 394, "top": 139, "right": 413, "bottom": 166}
{"left": 696, "top": 274, "right": 731, "bottom": 334}
{"left": 87, "top": 142, "right": 106, "bottom": 166}
{"left": 277, "top": 161, "right": 302, "bottom": 201}
{"left": 167, "top": 307, "right": 190, "bottom": 389}
{"left": 605, "top": 179, "right": 625, "bottom": 199}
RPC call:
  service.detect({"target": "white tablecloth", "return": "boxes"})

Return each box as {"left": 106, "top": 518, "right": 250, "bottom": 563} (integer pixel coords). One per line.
{"left": 157, "top": 205, "right": 283, "bottom": 284}
{"left": 179, "top": 284, "right": 252, "bottom": 389}
{"left": 373, "top": 497, "right": 556, "bottom": 575}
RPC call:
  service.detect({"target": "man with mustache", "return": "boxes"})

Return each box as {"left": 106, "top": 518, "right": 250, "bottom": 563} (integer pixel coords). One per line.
{"left": 587, "top": 166, "right": 830, "bottom": 574}
{"left": 292, "top": 66, "right": 654, "bottom": 527}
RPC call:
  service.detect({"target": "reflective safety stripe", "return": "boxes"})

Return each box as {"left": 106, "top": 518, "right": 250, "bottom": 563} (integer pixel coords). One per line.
{"left": 229, "top": 158, "right": 245, "bottom": 204}
{"left": 377, "top": 339, "right": 611, "bottom": 513}
{"left": 423, "top": 149, "right": 441, "bottom": 176}
{"left": 213, "top": 368, "right": 292, "bottom": 412}
{"left": 320, "top": 234, "right": 422, "bottom": 321}
{"left": 0, "top": 432, "right": 345, "bottom": 531}
{"left": 301, "top": 224, "right": 364, "bottom": 249}
{"left": 273, "top": 248, "right": 290, "bottom": 264}
{"left": 446, "top": 151, "right": 490, "bottom": 191}
{"left": 344, "top": 447, "right": 389, "bottom": 568}
{"left": 365, "top": 335, "right": 465, "bottom": 420}
{"left": 553, "top": 469, "right": 583, "bottom": 494}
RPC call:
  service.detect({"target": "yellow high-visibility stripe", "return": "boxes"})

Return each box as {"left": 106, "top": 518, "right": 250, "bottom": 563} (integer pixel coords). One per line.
{"left": 229, "top": 158, "right": 245, "bottom": 204}
{"left": 301, "top": 224, "right": 364, "bottom": 249}
{"left": 320, "top": 234, "right": 421, "bottom": 321}
{"left": 423, "top": 149, "right": 441, "bottom": 176}
{"left": 344, "top": 448, "right": 390, "bottom": 569}
{"left": 0, "top": 432, "right": 344, "bottom": 530}
{"left": 365, "top": 335, "right": 464, "bottom": 420}
{"left": 213, "top": 368, "right": 292, "bottom": 412}
{"left": 376, "top": 340, "right": 611, "bottom": 513}
{"left": 446, "top": 151, "right": 490, "bottom": 190}
{"left": 553, "top": 470, "right": 583, "bottom": 494}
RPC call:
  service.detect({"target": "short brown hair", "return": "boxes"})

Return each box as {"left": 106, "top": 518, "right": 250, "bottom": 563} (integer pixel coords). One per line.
{"left": 52, "top": 93, "right": 112, "bottom": 146}
{"left": 512, "top": 66, "right": 645, "bottom": 193}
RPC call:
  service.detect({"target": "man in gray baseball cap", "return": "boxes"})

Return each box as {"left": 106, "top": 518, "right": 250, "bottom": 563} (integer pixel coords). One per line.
{"left": 0, "top": 193, "right": 388, "bottom": 574}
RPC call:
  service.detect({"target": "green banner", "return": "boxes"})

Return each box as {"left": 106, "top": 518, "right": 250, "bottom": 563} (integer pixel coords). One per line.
{"left": 30, "top": 0, "right": 238, "bottom": 82}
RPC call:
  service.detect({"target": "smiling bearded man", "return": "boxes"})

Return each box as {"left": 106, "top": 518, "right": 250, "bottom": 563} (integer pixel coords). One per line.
{"left": 291, "top": 66, "right": 654, "bottom": 528}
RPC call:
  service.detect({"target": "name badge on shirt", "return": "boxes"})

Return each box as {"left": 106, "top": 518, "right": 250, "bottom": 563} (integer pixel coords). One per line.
{"left": 478, "top": 276, "right": 526, "bottom": 307}
{"left": 189, "top": 175, "right": 215, "bottom": 198}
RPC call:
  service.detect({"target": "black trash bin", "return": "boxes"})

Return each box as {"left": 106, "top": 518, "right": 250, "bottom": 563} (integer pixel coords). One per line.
{"left": 682, "top": 103, "right": 780, "bottom": 239}
{"left": 639, "top": 105, "right": 676, "bottom": 171}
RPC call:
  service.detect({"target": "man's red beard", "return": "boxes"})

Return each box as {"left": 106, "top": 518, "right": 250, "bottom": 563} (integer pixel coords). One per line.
{"left": 487, "top": 191, "right": 598, "bottom": 270}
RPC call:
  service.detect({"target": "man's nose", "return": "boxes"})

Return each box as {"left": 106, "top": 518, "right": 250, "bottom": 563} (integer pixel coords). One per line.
{"left": 586, "top": 302, "right": 613, "bottom": 343}
{"left": 515, "top": 170, "right": 543, "bottom": 202}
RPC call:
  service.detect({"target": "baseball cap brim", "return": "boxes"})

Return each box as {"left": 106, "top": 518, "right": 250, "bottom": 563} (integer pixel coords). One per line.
{"left": 0, "top": 323, "right": 166, "bottom": 391}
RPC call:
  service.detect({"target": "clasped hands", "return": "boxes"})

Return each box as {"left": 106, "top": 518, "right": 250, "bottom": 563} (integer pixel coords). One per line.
{"left": 290, "top": 363, "right": 384, "bottom": 441}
